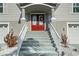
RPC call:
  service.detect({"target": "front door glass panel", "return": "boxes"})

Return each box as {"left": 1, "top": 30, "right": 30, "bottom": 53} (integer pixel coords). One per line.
{"left": 32, "top": 16, "right": 37, "bottom": 25}
{"left": 31, "top": 14, "right": 44, "bottom": 31}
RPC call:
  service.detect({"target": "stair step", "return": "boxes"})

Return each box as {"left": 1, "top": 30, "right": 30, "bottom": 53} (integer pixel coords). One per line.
{"left": 23, "top": 38, "right": 52, "bottom": 41}
{"left": 21, "top": 44, "right": 56, "bottom": 48}
{"left": 21, "top": 42, "right": 53, "bottom": 47}
{"left": 22, "top": 41, "right": 52, "bottom": 44}
{"left": 25, "top": 36, "right": 50, "bottom": 38}
{"left": 19, "top": 31, "right": 58, "bottom": 56}
{"left": 25, "top": 33, "right": 49, "bottom": 36}
{"left": 19, "top": 53, "right": 58, "bottom": 56}
{"left": 25, "top": 36, "right": 49, "bottom": 38}
{"left": 19, "top": 53, "right": 40, "bottom": 56}
{"left": 20, "top": 46, "right": 56, "bottom": 51}
{"left": 19, "top": 51, "right": 58, "bottom": 56}
{"left": 23, "top": 38, "right": 51, "bottom": 41}
{"left": 26, "top": 31, "right": 48, "bottom": 35}
{"left": 25, "top": 32, "right": 49, "bottom": 38}
{"left": 24, "top": 39, "right": 51, "bottom": 42}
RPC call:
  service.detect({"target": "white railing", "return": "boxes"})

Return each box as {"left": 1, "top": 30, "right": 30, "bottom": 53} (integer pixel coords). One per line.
{"left": 48, "top": 21, "right": 62, "bottom": 55}
{"left": 17, "top": 23, "right": 28, "bottom": 55}
{"left": 49, "top": 21, "right": 79, "bottom": 56}
{"left": 50, "top": 22, "right": 61, "bottom": 40}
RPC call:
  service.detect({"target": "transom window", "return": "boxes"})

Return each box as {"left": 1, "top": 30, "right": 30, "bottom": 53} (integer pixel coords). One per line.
{"left": 0, "top": 3, "right": 3, "bottom": 13}
{"left": 73, "top": 3, "right": 79, "bottom": 13}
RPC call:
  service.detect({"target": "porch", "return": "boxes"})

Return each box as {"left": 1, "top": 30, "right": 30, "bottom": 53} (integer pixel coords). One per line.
{"left": 20, "top": 3, "right": 57, "bottom": 31}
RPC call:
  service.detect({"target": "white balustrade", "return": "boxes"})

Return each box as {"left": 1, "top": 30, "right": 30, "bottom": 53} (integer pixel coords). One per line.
{"left": 48, "top": 21, "right": 62, "bottom": 55}
{"left": 17, "top": 23, "right": 28, "bottom": 55}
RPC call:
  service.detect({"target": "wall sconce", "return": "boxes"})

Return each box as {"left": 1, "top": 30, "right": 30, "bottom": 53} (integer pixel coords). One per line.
{"left": 51, "top": 8, "right": 56, "bottom": 22}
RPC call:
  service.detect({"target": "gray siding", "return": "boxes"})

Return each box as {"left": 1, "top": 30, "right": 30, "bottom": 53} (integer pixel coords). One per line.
{"left": 52, "top": 21, "right": 67, "bottom": 36}
{"left": 9, "top": 21, "right": 25, "bottom": 36}
{"left": 55, "top": 3, "right": 79, "bottom": 21}
{"left": 0, "top": 3, "right": 21, "bottom": 21}
{"left": 53, "top": 3, "right": 79, "bottom": 37}
{"left": 0, "top": 3, "right": 25, "bottom": 36}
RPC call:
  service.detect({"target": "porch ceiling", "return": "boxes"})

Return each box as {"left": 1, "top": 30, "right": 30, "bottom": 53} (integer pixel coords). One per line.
{"left": 25, "top": 5, "right": 51, "bottom": 14}
{"left": 20, "top": 3, "right": 31, "bottom": 6}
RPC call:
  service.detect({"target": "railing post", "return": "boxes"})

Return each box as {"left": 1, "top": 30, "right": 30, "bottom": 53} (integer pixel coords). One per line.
{"left": 51, "top": 8, "right": 56, "bottom": 21}
{"left": 16, "top": 23, "right": 27, "bottom": 56}
{"left": 21, "top": 8, "right": 25, "bottom": 20}
{"left": 48, "top": 23, "right": 62, "bottom": 56}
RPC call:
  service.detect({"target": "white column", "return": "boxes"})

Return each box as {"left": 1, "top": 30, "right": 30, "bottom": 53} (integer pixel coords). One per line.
{"left": 21, "top": 8, "right": 25, "bottom": 20}
{"left": 51, "top": 8, "right": 54, "bottom": 17}
{"left": 51, "top": 8, "right": 56, "bottom": 20}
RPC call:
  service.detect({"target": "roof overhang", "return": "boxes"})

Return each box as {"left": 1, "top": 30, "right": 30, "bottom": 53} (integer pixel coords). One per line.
{"left": 20, "top": 3, "right": 57, "bottom": 9}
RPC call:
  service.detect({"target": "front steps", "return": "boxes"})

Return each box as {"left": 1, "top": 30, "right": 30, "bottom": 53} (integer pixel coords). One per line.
{"left": 19, "top": 31, "right": 58, "bottom": 56}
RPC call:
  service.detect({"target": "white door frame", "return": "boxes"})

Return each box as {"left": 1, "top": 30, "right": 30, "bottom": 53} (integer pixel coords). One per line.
{"left": 30, "top": 13, "right": 46, "bottom": 31}
{"left": 0, "top": 22, "right": 9, "bottom": 33}
{"left": 67, "top": 22, "right": 79, "bottom": 44}
{"left": 0, "top": 22, "right": 9, "bottom": 44}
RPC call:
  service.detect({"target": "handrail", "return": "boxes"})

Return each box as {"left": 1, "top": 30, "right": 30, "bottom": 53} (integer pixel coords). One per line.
{"left": 16, "top": 23, "right": 28, "bottom": 55}
{"left": 19, "top": 23, "right": 26, "bottom": 37}
{"left": 48, "top": 22, "right": 62, "bottom": 56}
{"left": 50, "top": 22, "right": 61, "bottom": 40}
{"left": 49, "top": 21, "right": 79, "bottom": 56}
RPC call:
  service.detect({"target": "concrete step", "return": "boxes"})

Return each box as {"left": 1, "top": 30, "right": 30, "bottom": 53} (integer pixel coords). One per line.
{"left": 22, "top": 40, "right": 52, "bottom": 44}
{"left": 22, "top": 43, "right": 52, "bottom": 46}
{"left": 19, "top": 31, "right": 58, "bottom": 56}
{"left": 25, "top": 31, "right": 49, "bottom": 38}
{"left": 21, "top": 44, "right": 56, "bottom": 48}
{"left": 26, "top": 31, "right": 48, "bottom": 35}
{"left": 19, "top": 52, "right": 58, "bottom": 56}
{"left": 19, "top": 50, "right": 58, "bottom": 56}
{"left": 25, "top": 35, "right": 49, "bottom": 38}
{"left": 20, "top": 46, "right": 56, "bottom": 51}
{"left": 24, "top": 37, "right": 51, "bottom": 41}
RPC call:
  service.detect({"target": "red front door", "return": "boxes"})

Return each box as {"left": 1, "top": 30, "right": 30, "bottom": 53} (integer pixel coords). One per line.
{"left": 31, "top": 14, "right": 44, "bottom": 31}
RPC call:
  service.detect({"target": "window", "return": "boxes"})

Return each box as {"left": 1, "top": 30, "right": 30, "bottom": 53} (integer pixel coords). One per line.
{"left": 73, "top": 3, "right": 79, "bottom": 13}
{"left": 0, "top": 3, "right": 3, "bottom": 13}
{"left": 68, "top": 24, "right": 79, "bottom": 28}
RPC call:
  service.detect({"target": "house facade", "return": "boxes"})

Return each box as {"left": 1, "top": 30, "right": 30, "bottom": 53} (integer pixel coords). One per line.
{"left": 0, "top": 3, "right": 79, "bottom": 56}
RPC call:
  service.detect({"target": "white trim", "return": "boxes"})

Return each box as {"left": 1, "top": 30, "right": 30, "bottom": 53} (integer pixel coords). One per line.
{"left": 44, "top": 14, "right": 46, "bottom": 31}
{"left": 72, "top": 3, "right": 79, "bottom": 14}
{"left": 31, "top": 13, "right": 46, "bottom": 14}
{"left": 19, "top": 23, "right": 26, "bottom": 37}
{"left": 67, "top": 22, "right": 69, "bottom": 44}
{"left": 21, "top": 8, "right": 26, "bottom": 20}
{"left": 72, "top": 3, "right": 74, "bottom": 14}
{"left": 0, "top": 22, "right": 9, "bottom": 44}
{"left": 17, "top": 23, "right": 28, "bottom": 55}
{"left": 0, "top": 22, "right": 9, "bottom": 33}
{"left": 67, "top": 22, "right": 79, "bottom": 44}
{"left": 21, "top": 3, "right": 54, "bottom": 9}
{"left": 50, "top": 22, "right": 61, "bottom": 40}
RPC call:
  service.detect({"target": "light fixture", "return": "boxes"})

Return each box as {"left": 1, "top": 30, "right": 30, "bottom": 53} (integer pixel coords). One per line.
{"left": 51, "top": 17, "right": 56, "bottom": 20}
{"left": 21, "top": 17, "right": 25, "bottom": 20}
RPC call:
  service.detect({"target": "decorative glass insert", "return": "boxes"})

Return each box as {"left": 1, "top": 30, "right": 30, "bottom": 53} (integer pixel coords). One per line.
{"left": 32, "top": 16, "right": 37, "bottom": 25}
{"left": 73, "top": 3, "right": 79, "bottom": 13}
{"left": 0, "top": 3, "right": 3, "bottom": 13}
{"left": 39, "top": 16, "right": 43, "bottom": 21}
{"left": 0, "top": 24, "right": 8, "bottom": 28}
{"left": 68, "top": 24, "right": 79, "bottom": 28}
{"left": 32, "top": 16, "right": 36, "bottom": 21}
